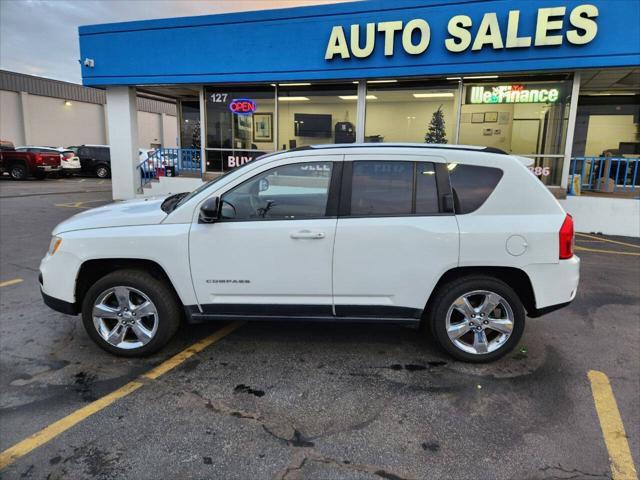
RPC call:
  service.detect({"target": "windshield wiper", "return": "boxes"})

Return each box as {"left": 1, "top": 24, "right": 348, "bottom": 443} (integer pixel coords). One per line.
{"left": 161, "top": 192, "right": 188, "bottom": 213}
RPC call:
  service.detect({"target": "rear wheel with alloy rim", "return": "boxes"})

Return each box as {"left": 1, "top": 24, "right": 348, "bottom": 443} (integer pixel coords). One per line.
{"left": 95, "top": 165, "right": 110, "bottom": 178}
{"left": 428, "top": 276, "right": 525, "bottom": 363}
{"left": 82, "top": 270, "right": 180, "bottom": 357}
{"left": 9, "top": 164, "right": 27, "bottom": 180}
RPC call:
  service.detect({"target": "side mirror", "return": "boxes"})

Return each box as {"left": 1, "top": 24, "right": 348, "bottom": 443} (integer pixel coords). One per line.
{"left": 199, "top": 197, "right": 220, "bottom": 223}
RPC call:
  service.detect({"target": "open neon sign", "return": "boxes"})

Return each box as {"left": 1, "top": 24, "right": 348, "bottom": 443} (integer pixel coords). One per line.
{"left": 229, "top": 98, "right": 256, "bottom": 115}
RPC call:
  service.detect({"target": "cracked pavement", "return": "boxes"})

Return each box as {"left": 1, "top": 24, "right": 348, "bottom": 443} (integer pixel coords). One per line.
{"left": 1, "top": 177, "right": 638, "bottom": 479}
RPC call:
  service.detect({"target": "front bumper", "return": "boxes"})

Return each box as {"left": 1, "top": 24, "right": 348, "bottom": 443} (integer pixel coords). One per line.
{"left": 41, "top": 288, "right": 78, "bottom": 315}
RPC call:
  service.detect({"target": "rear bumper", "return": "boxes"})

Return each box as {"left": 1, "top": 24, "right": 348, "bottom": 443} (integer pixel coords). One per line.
{"left": 527, "top": 300, "right": 573, "bottom": 318}
{"left": 37, "top": 165, "right": 62, "bottom": 172}
{"left": 41, "top": 288, "right": 78, "bottom": 315}
{"left": 523, "top": 256, "right": 580, "bottom": 314}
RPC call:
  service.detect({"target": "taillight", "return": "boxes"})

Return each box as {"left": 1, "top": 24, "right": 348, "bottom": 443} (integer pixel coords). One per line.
{"left": 559, "top": 214, "right": 574, "bottom": 259}
{"left": 34, "top": 153, "right": 43, "bottom": 164}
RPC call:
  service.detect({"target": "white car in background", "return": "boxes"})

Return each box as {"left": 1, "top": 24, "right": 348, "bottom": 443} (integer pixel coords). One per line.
{"left": 40, "top": 144, "right": 579, "bottom": 363}
{"left": 16, "top": 146, "right": 81, "bottom": 177}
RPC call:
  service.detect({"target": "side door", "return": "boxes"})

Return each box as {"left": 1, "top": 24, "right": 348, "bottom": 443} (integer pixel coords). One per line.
{"left": 189, "top": 155, "right": 342, "bottom": 317}
{"left": 77, "top": 147, "right": 93, "bottom": 171}
{"left": 332, "top": 155, "right": 459, "bottom": 319}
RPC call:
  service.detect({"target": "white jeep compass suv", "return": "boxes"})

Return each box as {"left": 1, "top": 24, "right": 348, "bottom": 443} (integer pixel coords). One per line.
{"left": 40, "top": 144, "right": 579, "bottom": 362}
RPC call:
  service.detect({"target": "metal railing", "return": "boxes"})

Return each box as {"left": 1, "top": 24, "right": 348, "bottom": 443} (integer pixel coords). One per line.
{"left": 138, "top": 148, "right": 202, "bottom": 190}
{"left": 569, "top": 157, "right": 640, "bottom": 196}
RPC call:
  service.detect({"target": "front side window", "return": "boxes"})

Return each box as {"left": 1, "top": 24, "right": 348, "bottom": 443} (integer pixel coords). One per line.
{"left": 449, "top": 164, "right": 503, "bottom": 214}
{"left": 350, "top": 161, "right": 440, "bottom": 216}
{"left": 221, "top": 162, "right": 333, "bottom": 221}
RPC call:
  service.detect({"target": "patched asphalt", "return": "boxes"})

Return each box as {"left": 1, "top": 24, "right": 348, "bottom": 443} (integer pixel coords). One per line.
{"left": 0, "top": 177, "right": 638, "bottom": 479}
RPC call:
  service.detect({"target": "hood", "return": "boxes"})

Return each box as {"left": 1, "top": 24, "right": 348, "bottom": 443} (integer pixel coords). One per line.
{"left": 53, "top": 196, "right": 169, "bottom": 234}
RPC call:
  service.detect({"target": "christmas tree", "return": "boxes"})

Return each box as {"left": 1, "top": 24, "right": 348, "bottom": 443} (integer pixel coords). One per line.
{"left": 191, "top": 119, "right": 201, "bottom": 150}
{"left": 425, "top": 105, "right": 447, "bottom": 144}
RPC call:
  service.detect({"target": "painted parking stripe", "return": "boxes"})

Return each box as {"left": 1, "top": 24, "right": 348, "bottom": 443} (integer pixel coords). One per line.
{"left": 575, "top": 246, "right": 640, "bottom": 257}
{"left": 576, "top": 233, "right": 640, "bottom": 250}
{"left": 54, "top": 199, "right": 107, "bottom": 209}
{"left": 0, "top": 321, "right": 244, "bottom": 470}
{"left": 0, "top": 278, "right": 23, "bottom": 288}
{"left": 588, "top": 371, "right": 638, "bottom": 480}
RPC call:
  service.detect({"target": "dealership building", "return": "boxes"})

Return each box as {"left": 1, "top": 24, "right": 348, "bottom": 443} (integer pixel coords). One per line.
{"left": 78, "top": 0, "right": 638, "bottom": 234}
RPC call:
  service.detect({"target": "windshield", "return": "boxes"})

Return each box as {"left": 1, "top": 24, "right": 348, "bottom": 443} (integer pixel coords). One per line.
{"left": 171, "top": 152, "right": 281, "bottom": 211}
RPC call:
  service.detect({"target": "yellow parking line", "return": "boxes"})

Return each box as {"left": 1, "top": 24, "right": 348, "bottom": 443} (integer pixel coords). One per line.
{"left": 0, "top": 321, "right": 244, "bottom": 470}
{"left": 0, "top": 278, "right": 23, "bottom": 288}
{"left": 575, "top": 246, "right": 640, "bottom": 257}
{"left": 576, "top": 233, "right": 640, "bottom": 249}
{"left": 588, "top": 371, "right": 638, "bottom": 480}
{"left": 54, "top": 199, "right": 106, "bottom": 209}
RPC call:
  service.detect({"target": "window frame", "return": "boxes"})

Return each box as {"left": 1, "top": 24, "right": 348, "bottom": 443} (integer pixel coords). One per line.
{"left": 215, "top": 160, "right": 343, "bottom": 223}
{"left": 338, "top": 158, "right": 453, "bottom": 218}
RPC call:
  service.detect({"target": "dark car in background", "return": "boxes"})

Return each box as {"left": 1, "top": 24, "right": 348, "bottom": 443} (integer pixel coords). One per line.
{"left": 68, "top": 145, "right": 111, "bottom": 178}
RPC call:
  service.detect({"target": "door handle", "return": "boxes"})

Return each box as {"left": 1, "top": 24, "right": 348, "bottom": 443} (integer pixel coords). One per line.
{"left": 290, "top": 230, "right": 325, "bottom": 240}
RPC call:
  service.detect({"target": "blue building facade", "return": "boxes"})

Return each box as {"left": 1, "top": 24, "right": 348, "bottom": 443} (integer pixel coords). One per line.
{"left": 78, "top": 0, "right": 640, "bottom": 198}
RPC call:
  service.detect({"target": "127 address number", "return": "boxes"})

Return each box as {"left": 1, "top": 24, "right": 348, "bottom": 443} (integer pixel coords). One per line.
{"left": 210, "top": 93, "right": 228, "bottom": 103}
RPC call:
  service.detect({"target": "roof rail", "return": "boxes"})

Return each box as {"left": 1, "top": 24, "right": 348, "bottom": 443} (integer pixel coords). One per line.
{"left": 288, "top": 144, "right": 508, "bottom": 155}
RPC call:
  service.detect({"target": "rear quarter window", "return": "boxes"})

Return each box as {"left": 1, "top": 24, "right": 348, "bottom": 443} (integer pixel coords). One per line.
{"left": 449, "top": 164, "right": 503, "bottom": 214}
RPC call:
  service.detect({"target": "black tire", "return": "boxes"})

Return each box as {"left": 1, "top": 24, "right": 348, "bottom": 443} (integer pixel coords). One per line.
{"left": 81, "top": 269, "right": 181, "bottom": 357}
{"left": 426, "top": 275, "right": 525, "bottom": 363}
{"left": 9, "top": 163, "right": 27, "bottom": 180}
{"left": 95, "top": 165, "right": 110, "bottom": 178}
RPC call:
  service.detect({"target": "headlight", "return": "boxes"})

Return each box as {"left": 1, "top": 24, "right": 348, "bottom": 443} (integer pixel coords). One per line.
{"left": 49, "top": 236, "right": 62, "bottom": 255}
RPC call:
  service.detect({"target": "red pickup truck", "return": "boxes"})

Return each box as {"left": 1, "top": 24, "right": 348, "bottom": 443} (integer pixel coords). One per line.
{"left": 0, "top": 140, "right": 61, "bottom": 180}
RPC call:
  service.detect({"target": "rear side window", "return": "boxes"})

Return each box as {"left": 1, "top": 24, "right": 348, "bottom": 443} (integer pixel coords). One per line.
{"left": 449, "top": 164, "right": 503, "bottom": 214}
{"left": 351, "top": 161, "right": 413, "bottom": 215}
{"left": 94, "top": 148, "right": 108, "bottom": 161}
{"left": 349, "top": 161, "right": 440, "bottom": 216}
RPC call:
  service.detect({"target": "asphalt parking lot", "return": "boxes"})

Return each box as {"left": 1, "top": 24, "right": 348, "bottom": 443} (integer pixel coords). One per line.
{"left": 0, "top": 177, "right": 638, "bottom": 480}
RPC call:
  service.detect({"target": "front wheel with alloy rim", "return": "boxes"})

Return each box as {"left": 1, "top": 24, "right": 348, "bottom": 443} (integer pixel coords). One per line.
{"left": 427, "top": 276, "right": 525, "bottom": 363}
{"left": 81, "top": 269, "right": 180, "bottom": 357}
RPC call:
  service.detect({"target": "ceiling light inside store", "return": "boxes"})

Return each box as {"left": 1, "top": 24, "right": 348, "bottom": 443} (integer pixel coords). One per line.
{"left": 278, "top": 83, "right": 312, "bottom": 86}
{"left": 352, "top": 80, "right": 398, "bottom": 84}
{"left": 339, "top": 95, "right": 377, "bottom": 100}
{"left": 446, "top": 75, "right": 499, "bottom": 80}
{"left": 278, "top": 96, "right": 310, "bottom": 101}
{"left": 413, "top": 93, "right": 454, "bottom": 98}
{"left": 581, "top": 92, "right": 637, "bottom": 96}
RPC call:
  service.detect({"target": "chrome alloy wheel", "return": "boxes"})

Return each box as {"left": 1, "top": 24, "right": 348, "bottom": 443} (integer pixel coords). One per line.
{"left": 445, "top": 290, "right": 514, "bottom": 355}
{"left": 92, "top": 286, "right": 159, "bottom": 350}
{"left": 96, "top": 167, "right": 109, "bottom": 178}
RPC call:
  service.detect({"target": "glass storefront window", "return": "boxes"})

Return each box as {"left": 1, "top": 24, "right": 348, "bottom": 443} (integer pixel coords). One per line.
{"left": 364, "top": 80, "right": 459, "bottom": 144}
{"left": 277, "top": 83, "right": 358, "bottom": 149}
{"left": 204, "top": 86, "right": 275, "bottom": 172}
{"left": 458, "top": 76, "right": 573, "bottom": 185}
{"left": 574, "top": 93, "right": 640, "bottom": 157}
{"left": 179, "top": 99, "right": 200, "bottom": 150}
